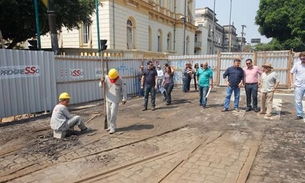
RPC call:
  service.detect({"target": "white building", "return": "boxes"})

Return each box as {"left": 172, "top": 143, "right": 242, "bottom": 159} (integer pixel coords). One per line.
{"left": 194, "top": 8, "right": 224, "bottom": 55}
{"left": 41, "top": 0, "right": 197, "bottom": 56}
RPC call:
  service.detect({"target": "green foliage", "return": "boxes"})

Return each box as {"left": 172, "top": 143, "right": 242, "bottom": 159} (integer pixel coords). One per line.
{"left": 0, "top": 0, "right": 95, "bottom": 48}
{"left": 255, "top": 0, "right": 305, "bottom": 51}
{"left": 254, "top": 39, "right": 282, "bottom": 51}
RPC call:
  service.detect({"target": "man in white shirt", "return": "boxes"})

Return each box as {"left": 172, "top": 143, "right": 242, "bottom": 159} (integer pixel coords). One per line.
{"left": 102, "top": 68, "right": 127, "bottom": 134}
{"left": 290, "top": 51, "right": 305, "bottom": 120}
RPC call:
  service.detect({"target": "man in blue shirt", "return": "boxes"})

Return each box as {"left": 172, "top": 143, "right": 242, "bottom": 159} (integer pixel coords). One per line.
{"left": 222, "top": 59, "right": 245, "bottom": 112}
{"left": 196, "top": 62, "right": 213, "bottom": 108}
{"left": 141, "top": 61, "right": 158, "bottom": 111}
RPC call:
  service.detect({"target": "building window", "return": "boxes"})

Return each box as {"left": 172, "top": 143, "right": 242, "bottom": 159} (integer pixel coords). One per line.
{"left": 81, "top": 23, "right": 90, "bottom": 45}
{"left": 167, "top": 32, "right": 172, "bottom": 51}
{"left": 159, "top": 0, "right": 162, "bottom": 6}
{"left": 127, "top": 19, "right": 134, "bottom": 49}
{"left": 195, "top": 34, "right": 198, "bottom": 42}
{"left": 186, "top": 36, "right": 190, "bottom": 55}
{"left": 157, "top": 30, "right": 162, "bottom": 52}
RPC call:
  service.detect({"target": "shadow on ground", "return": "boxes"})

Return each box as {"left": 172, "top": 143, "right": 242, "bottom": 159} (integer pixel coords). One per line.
{"left": 117, "top": 124, "right": 154, "bottom": 132}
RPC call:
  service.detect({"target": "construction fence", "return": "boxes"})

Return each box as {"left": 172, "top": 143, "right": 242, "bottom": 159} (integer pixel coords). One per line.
{"left": 0, "top": 49, "right": 300, "bottom": 119}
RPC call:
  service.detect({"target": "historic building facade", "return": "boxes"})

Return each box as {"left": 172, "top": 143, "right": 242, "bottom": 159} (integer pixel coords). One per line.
{"left": 41, "top": 0, "right": 196, "bottom": 56}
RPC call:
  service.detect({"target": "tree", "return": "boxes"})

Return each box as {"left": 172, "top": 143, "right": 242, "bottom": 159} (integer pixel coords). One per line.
{"left": 254, "top": 39, "right": 283, "bottom": 51}
{"left": 255, "top": 0, "right": 305, "bottom": 51}
{"left": 0, "top": 0, "right": 95, "bottom": 49}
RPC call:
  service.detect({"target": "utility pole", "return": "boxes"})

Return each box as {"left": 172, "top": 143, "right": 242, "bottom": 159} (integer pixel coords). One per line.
{"left": 228, "top": 0, "right": 232, "bottom": 52}
{"left": 241, "top": 25, "right": 246, "bottom": 52}
{"left": 212, "top": 0, "right": 216, "bottom": 54}
{"left": 48, "top": 0, "right": 59, "bottom": 55}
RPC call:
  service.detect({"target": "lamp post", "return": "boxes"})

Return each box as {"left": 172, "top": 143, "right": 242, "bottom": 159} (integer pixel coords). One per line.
{"left": 47, "top": 0, "right": 59, "bottom": 54}
{"left": 181, "top": 16, "right": 186, "bottom": 55}
{"left": 34, "top": 0, "right": 41, "bottom": 49}
{"left": 95, "top": 0, "right": 101, "bottom": 56}
{"left": 181, "top": 0, "right": 187, "bottom": 55}
{"left": 228, "top": 0, "right": 232, "bottom": 52}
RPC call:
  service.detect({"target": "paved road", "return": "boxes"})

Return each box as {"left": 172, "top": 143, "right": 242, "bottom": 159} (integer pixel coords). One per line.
{"left": 1, "top": 87, "right": 304, "bottom": 183}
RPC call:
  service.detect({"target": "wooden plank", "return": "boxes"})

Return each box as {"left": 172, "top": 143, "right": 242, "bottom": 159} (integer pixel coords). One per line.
{"left": 236, "top": 143, "right": 260, "bottom": 183}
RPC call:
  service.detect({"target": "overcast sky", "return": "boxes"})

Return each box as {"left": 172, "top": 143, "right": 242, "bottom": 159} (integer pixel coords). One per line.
{"left": 196, "top": 0, "right": 270, "bottom": 43}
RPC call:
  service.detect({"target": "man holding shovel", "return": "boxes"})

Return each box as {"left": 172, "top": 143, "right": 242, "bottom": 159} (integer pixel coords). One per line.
{"left": 101, "top": 68, "right": 127, "bottom": 134}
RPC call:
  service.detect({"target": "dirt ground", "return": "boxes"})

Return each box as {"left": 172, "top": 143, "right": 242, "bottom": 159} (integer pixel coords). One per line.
{"left": 0, "top": 86, "right": 305, "bottom": 183}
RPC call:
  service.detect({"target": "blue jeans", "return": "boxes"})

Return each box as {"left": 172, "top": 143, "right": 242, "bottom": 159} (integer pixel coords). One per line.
{"left": 164, "top": 83, "right": 174, "bottom": 104}
{"left": 138, "top": 80, "right": 143, "bottom": 96}
{"left": 199, "top": 86, "right": 209, "bottom": 107}
{"left": 294, "top": 86, "right": 305, "bottom": 117}
{"left": 157, "top": 79, "right": 163, "bottom": 92}
{"left": 144, "top": 85, "right": 156, "bottom": 108}
{"left": 224, "top": 86, "right": 240, "bottom": 109}
{"left": 182, "top": 78, "right": 188, "bottom": 92}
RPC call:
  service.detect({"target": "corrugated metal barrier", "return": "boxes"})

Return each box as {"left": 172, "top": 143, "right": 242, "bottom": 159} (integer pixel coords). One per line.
{"left": 0, "top": 49, "right": 300, "bottom": 119}
{"left": 0, "top": 50, "right": 57, "bottom": 118}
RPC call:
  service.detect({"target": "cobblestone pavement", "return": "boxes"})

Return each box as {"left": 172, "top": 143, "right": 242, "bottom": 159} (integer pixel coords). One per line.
{"left": 1, "top": 87, "right": 305, "bottom": 183}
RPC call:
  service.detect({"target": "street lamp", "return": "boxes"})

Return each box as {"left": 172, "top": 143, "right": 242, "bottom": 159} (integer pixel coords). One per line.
{"left": 95, "top": 0, "right": 101, "bottom": 56}
{"left": 180, "top": 16, "right": 186, "bottom": 55}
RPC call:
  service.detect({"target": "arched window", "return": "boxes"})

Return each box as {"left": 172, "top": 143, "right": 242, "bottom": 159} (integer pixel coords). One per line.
{"left": 186, "top": 36, "right": 190, "bottom": 55}
{"left": 148, "top": 26, "right": 152, "bottom": 51}
{"left": 127, "top": 19, "right": 134, "bottom": 49}
{"left": 157, "top": 29, "right": 162, "bottom": 52}
{"left": 167, "top": 32, "right": 172, "bottom": 51}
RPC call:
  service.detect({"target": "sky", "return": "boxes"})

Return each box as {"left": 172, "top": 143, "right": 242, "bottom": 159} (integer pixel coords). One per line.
{"left": 196, "top": 0, "right": 270, "bottom": 43}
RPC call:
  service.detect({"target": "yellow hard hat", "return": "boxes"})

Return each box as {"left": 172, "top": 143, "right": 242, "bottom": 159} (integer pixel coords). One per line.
{"left": 108, "top": 68, "right": 119, "bottom": 79}
{"left": 59, "top": 92, "right": 70, "bottom": 100}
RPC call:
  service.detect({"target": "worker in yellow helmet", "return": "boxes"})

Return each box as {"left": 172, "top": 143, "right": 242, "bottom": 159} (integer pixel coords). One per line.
{"left": 50, "top": 92, "right": 90, "bottom": 136}
{"left": 101, "top": 68, "right": 127, "bottom": 134}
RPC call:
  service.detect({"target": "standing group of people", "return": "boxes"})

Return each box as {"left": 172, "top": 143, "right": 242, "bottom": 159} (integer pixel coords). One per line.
{"left": 50, "top": 52, "right": 305, "bottom": 137}
{"left": 221, "top": 58, "right": 280, "bottom": 119}
{"left": 139, "top": 61, "right": 175, "bottom": 111}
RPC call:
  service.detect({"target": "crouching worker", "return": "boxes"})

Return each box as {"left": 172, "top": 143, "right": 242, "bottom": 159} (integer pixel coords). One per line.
{"left": 50, "top": 92, "right": 89, "bottom": 138}
{"left": 101, "top": 68, "right": 127, "bottom": 134}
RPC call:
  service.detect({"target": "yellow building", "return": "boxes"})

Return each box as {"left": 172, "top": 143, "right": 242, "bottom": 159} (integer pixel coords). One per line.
{"left": 41, "top": 0, "right": 196, "bottom": 56}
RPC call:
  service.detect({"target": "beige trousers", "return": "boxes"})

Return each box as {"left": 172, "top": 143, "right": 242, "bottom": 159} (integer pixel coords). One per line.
{"left": 260, "top": 92, "right": 274, "bottom": 115}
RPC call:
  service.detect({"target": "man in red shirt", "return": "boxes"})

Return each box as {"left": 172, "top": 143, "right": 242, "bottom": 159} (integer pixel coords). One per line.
{"left": 243, "top": 59, "right": 262, "bottom": 112}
